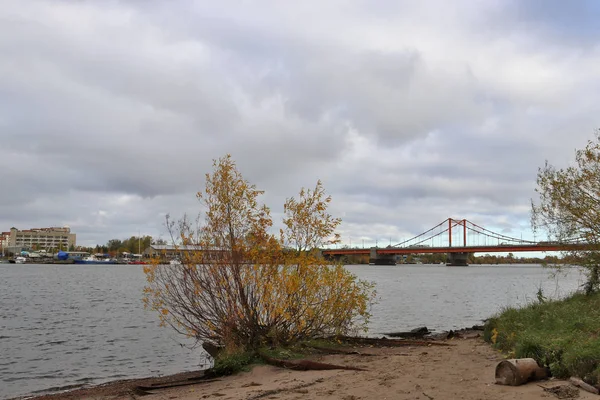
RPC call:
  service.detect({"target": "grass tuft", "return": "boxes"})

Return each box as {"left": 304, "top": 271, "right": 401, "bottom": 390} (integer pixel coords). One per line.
{"left": 209, "top": 351, "right": 258, "bottom": 376}
{"left": 484, "top": 290, "right": 600, "bottom": 382}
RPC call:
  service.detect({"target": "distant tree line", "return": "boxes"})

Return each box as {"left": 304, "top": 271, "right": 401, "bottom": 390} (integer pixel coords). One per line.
{"left": 75, "top": 236, "right": 167, "bottom": 256}
{"left": 468, "top": 253, "right": 562, "bottom": 265}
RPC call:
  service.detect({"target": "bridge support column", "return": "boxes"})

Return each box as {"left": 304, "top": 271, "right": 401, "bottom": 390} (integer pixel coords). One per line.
{"left": 369, "top": 247, "right": 396, "bottom": 265}
{"left": 447, "top": 252, "right": 469, "bottom": 266}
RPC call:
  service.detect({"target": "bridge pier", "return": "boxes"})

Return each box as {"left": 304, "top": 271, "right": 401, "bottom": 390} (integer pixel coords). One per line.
{"left": 447, "top": 252, "right": 469, "bottom": 266}
{"left": 370, "top": 247, "right": 396, "bottom": 265}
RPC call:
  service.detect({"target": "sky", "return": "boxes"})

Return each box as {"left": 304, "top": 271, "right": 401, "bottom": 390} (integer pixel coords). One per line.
{"left": 1, "top": 0, "right": 599, "bottom": 248}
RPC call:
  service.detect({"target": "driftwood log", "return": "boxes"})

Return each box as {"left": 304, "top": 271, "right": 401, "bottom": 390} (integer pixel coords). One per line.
{"left": 333, "top": 336, "right": 453, "bottom": 347}
{"left": 384, "top": 327, "right": 430, "bottom": 338}
{"left": 495, "top": 358, "right": 549, "bottom": 386}
{"left": 569, "top": 377, "right": 600, "bottom": 395}
{"left": 303, "top": 345, "right": 377, "bottom": 356}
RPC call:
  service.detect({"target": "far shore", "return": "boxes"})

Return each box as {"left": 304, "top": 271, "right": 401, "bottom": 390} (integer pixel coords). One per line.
{"left": 17, "top": 332, "right": 595, "bottom": 400}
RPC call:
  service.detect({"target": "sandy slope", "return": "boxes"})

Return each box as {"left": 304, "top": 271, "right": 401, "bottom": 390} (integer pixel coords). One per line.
{"left": 28, "top": 336, "right": 594, "bottom": 400}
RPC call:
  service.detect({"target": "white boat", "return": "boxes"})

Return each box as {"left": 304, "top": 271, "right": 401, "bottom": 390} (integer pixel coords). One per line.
{"left": 170, "top": 259, "right": 182, "bottom": 266}
{"left": 14, "top": 256, "right": 26, "bottom": 264}
{"left": 74, "top": 255, "right": 116, "bottom": 265}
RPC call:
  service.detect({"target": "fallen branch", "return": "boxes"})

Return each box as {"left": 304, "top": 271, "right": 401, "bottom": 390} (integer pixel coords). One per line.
{"left": 136, "top": 378, "right": 220, "bottom": 391}
{"left": 569, "top": 377, "right": 599, "bottom": 395}
{"left": 259, "top": 353, "right": 366, "bottom": 371}
{"left": 385, "top": 326, "right": 430, "bottom": 338}
{"left": 332, "top": 336, "right": 454, "bottom": 347}
{"left": 304, "top": 345, "right": 377, "bottom": 356}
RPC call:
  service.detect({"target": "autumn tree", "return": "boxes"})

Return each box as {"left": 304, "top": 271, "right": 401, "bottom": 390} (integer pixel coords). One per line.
{"left": 532, "top": 132, "right": 600, "bottom": 294}
{"left": 282, "top": 181, "right": 341, "bottom": 251}
{"left": 143, "top": 155, "right": 374, "bottom": 354}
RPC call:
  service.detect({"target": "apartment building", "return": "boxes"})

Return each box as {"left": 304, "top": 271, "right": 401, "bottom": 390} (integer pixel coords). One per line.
{"left": 0, "top": 231, "right": 10, "bottom": 251}
{"left": 4, "top": 226, "right": 76, "bottom": 250}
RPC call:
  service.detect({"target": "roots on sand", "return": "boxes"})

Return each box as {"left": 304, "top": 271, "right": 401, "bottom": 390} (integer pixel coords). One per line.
{"left": 259, "top": 352, "right": 366, "bottom": 371}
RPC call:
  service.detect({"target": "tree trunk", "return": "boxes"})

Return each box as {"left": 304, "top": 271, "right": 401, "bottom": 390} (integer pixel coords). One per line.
{"left": 495, "top": 358, "right": 549, "bottom": 386}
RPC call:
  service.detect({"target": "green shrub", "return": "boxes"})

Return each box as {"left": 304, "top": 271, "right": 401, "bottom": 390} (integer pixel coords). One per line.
{"left": 209, "top": 351, "right": 257, "bottom": 376}
{"left": 514, "top": 337, "right": 545, "bottom": 360}
{"left": 484, "top": 291, "right": 600, "bottom": 383}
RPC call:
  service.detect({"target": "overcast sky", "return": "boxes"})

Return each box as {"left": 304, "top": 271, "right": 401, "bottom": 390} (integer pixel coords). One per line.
{"left": 1, "top": 0, "right": 599, "bottom": 248}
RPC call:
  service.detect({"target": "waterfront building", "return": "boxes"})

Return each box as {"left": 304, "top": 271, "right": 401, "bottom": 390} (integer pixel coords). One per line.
{"left": 1, "top": 231, "right": 9, "bottom": 250}
{"left": 4, "top": 226, "right": 76, "bottom": 251}
{"left": 0, "top": 232, "right": 10, "bottom": 256}
{"left": 143, "top": 244, "right": 201, "bottom": 260}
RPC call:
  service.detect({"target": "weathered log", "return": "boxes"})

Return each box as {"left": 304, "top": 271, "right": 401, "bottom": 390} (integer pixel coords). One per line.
{"left": 495, "top": 358, "right": 549, "bottom": 386}
{"left": 569, "top": 377, "right": 600, "bottom": 395}
{"left": 333, "top": 336, "right": 454, "bottom": 347}
{"left": 136, "top": 378, "right": 219, "bottom": 391}
{"left": 385, "top": 327, "right": 430, "bottom": 338}
{"left": 304, "top": 345, "right": 377, "bottom": 356}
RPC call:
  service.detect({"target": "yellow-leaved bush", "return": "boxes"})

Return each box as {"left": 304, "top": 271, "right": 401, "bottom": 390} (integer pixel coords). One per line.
{"left": 143, "top": 155, "right": 375, "bottom": 352}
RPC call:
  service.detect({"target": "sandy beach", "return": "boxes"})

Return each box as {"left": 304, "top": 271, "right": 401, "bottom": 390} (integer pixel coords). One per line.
{"left": 25, "top": 333, "right": 595, "bottom": 400}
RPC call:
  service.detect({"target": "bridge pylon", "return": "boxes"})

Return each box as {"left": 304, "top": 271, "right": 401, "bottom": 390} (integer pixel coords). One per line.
{"left": 369, "top": 247, "right": 395, "bottom": 265}
{"left": 446, "top": 252, "right": 468, "bottom": 266}
{"left": 448, "top": 218, "right": 468, "bottom": 247}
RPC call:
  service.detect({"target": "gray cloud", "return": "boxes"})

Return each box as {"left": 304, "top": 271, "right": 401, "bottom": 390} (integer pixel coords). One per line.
{"left": 1, "top": 0, "right": 598, "bottom": 247}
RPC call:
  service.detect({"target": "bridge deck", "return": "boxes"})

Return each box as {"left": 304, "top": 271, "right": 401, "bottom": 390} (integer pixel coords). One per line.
{"left": 322, "top": 244, "right": 586, "bottom": 256}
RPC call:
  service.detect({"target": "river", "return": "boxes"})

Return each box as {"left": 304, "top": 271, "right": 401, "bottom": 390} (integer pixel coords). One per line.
{"left": 0, "top": 263, "right": 586, "bottom": 399}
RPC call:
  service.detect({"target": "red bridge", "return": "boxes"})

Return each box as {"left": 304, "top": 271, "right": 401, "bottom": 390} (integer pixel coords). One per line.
{"left": 322, "top": 218, "right": 587, "bottom": 266}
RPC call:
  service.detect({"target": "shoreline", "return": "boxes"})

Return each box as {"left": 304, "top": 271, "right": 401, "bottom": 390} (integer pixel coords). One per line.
{"left": 9, "top": 328, "right": 474, "bottom": 400}
{"left": 12, "top": 370, "right": 208, "bottom": 400}
{"left": 13, "top": 331, "right": 595, "bottom": 400}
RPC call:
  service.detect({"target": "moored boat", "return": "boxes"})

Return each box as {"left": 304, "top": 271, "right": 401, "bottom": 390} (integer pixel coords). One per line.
{"left": 73, "top": 255, "right": 116, "bottom": 265}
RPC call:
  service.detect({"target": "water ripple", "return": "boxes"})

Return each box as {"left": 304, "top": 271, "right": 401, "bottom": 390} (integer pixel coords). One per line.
{"left": 1, "top": 264, "right": 200, "bottom": 399}
{"left": 0, "top": 263, "right": 585, "bottom": 399}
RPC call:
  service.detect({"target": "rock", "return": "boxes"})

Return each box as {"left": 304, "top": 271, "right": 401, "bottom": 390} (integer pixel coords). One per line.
{"left": 425, "top": 331, "right": 450, "bottom": 340}
{"left": 427, "top": 326, "right": 484, "bottom": 340}
{"left": 385, "top": 327, "right": 430, "bottom": 338}
{"left": 202, "top": 342, "right": 224, "bottom": 358}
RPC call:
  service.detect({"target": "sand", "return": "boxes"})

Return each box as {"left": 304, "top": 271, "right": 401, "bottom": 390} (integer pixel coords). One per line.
{"left": 26, "top": 335, "right": 596, "bottom": 400}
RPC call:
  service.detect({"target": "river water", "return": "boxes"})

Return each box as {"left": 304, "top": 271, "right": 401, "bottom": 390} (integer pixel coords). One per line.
{"left": 0, "top": 263, "right": 586, "bottom": 399}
